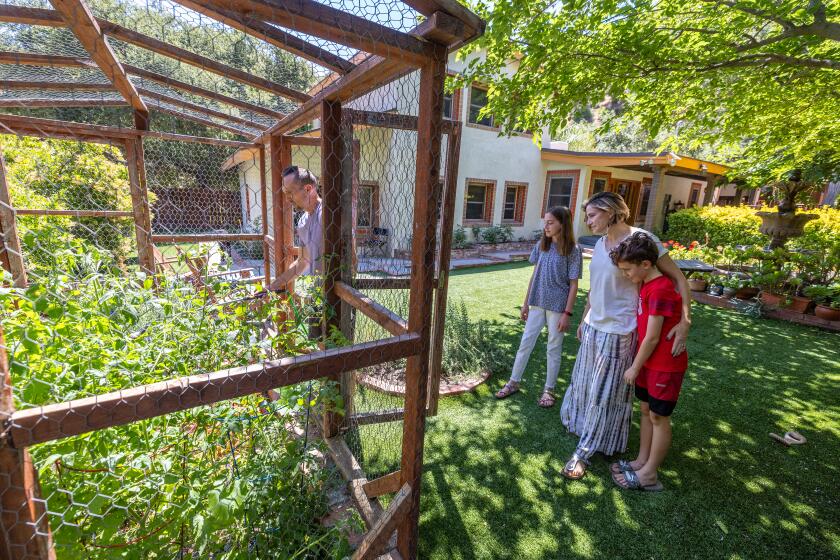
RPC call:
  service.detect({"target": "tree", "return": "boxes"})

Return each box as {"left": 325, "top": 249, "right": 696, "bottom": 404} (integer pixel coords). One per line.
{"left": 458, "top": 0, "right": 840, "bottom": 186}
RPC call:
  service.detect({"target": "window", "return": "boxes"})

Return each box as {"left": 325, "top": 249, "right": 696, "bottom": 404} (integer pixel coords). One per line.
{"left": 356, "top": 183, "right": 379, "bottom": 229}
{"left": 546, "top": 177, "right": 574, "bottom": 210}
{"left": 468, "top": 85, "right": 493, "bottom": 127}
{"left": 639, "top": 182, "right": 652, "bottom": 218}
{"left": 589, "top": 171, "right": 611, "bottom": 198}
{"left": 443, "top": 92, "right": 453, "bottom": 119}
{"left": 502, "top": 182, "right": 527, "bottom": 225}
{"left": 463, "top": 179, "right": 496, "bottom": 223}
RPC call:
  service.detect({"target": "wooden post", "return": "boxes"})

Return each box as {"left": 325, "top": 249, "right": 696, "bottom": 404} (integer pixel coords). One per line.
{"left": 259, "top": 143, "right": 270, "bottom": 286}
{"left": 398, "top": 48, "right": 447, "bottom": 560}
{"left": 0, "top": 326, "right": 55, "bottom": 560}
{"left": 643, "top": 164, "right": 666, "bottom": 233}
{"left": 125, "top": 138, "right": 155, "bottom": 276}
{"left": 270, "top": 135, "right": 293, "bottom": 288}
{"left": 427, "top": 123, "right": 462, "bottom": 415}
{"left": 0, "top": 147, "right": 26, "bottom": 287}
{"left": 702, "top": 174, "right": 718, "bottom": 207}
{"left": 321, "top": 99, "right": 344, "bottom": 438}
{"left": 338, "top": 112, "right": 356, "bottom": 425}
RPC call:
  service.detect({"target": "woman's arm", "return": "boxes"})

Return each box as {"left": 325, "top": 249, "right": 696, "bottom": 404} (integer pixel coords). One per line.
{"left": 655, "top": 253, "right": 691, "bottom": 356}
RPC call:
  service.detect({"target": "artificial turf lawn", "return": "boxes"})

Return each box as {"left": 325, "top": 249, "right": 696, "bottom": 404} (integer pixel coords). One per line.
{"left": 413, "top": 262, "right": 839, "bottom": 559}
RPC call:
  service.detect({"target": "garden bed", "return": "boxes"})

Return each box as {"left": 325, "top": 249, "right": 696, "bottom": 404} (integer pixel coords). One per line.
{"left": 691, "top": 291, "right": 840, "bottom": 332}
{"left": 357, "top": 367, "right": 491, "bottom": 397}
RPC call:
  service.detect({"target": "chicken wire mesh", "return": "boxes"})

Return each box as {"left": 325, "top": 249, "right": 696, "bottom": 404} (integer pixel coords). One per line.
{"left": 0, "top": 0, "right": 479, "bottom": 556}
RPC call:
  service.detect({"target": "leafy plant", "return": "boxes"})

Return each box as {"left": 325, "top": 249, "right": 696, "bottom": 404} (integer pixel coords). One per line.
{"left": 452, "top": 226, "right": 471, "bottom": 249}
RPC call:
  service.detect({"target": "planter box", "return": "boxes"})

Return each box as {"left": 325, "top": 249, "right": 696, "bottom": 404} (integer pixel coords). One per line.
{"left": 735, "top": 287, "right": 759, "bottom": 300}
{"left": 688, "top": 279, "right": 707, "bottom": 292}
{"left": 786, "top": 296, "right": 811, "bottom": 314}
{"left": 815, "top": 304, "right": 840, "bottom": 322}
{"left": 759, "top": 292, "right": 785, "bottom": 308}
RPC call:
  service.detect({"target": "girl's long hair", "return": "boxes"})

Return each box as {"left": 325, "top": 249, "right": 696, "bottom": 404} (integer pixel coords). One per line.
{"left": 541, "top": 206, "right": 576, "bottom": 255}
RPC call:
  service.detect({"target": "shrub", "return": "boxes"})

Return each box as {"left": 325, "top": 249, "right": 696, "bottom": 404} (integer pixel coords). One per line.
{"left": 480, "top": 225, "right": 514, "bottom": 244}
{"left": 666, "top": 206, "right": 765, "bottom": 247}
{"left": 442, "top": 300, "right": 506, "bottom": 378}
{"left": 452, "top": 226, "right": 470, "bottom": 249}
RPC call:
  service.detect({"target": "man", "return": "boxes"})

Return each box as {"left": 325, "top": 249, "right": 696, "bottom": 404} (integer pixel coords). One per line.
{"left": 269, "top": 165, "right": 323, "bottom": 291}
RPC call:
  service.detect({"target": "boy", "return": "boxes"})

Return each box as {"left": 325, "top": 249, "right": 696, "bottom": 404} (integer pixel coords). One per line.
{"left": 608, "top": 232, "right": 688, "bottom": 491}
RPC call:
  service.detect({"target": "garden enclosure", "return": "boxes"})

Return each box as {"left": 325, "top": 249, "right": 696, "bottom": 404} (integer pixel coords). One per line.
{"left": 0, "top": 1, "right": 484, "bottom": 558}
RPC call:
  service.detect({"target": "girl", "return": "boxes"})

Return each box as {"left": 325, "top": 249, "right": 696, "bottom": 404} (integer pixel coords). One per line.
{"left": 495, "top": 206, "right": 582, "bottom": 407}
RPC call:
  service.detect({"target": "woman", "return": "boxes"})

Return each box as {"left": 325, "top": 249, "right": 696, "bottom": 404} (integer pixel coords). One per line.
{"left": 560, "top": 191, "right": 691, "bottom": 480}
{"left": 495, "top": 206, "right": 582, "bottom": 407}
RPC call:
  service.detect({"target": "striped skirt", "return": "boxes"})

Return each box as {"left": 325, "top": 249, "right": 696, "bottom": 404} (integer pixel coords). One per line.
{"left": 560, "top": 321, "right": 638, "bottom": 460}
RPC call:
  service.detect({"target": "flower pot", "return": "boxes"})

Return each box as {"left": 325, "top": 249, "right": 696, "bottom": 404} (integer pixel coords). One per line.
{"left": 709, "top": 284, "right": 724, "bottom": 297}
{"left": 759, "top": 292, "right": 785, "bottom": 308}
{"left": 722, "top": 287, "right": 737, "bottom": 298}
{"left": 814, "top": 304, "right": 840, "bottom": 321}
{"left": 688, "top": 279, "right": 707, "bottom": 292}
{"left": 784, "top": 296, "right": 811, "bottom": 314}
{"left": 735, "top": 287, "right": 759, "bottom": 300}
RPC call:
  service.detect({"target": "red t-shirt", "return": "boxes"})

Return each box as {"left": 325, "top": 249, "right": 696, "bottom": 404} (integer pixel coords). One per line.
{"left": 637, "top": 275, "right": 688, "bottom": 373}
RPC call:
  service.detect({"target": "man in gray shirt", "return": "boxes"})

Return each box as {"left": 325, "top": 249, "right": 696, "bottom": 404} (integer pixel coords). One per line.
{"left": 269, "top": 165, "right": 323, "bottom": 290}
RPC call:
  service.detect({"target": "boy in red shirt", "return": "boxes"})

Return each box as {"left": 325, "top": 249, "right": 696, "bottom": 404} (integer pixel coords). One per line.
{"left": 608, "top": 232, "right": 688, "bottom": 491}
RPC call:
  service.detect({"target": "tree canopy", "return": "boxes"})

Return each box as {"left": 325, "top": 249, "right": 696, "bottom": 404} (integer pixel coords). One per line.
{"left": 459, "top": 0, "right": 840, "bottom": 186}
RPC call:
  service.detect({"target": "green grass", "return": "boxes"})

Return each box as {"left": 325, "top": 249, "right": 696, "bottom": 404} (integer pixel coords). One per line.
{"left": 413, "top": 262, "right": 839, "bottom": 559}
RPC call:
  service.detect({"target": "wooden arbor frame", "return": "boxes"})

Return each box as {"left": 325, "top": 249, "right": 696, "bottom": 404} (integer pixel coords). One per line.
{"left": 0, "top": 1, "right": 483, "bottom": 559}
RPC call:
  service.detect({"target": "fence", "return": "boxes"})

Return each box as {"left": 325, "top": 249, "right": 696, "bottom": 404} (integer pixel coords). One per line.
{"left": 0, "top": 1, "right": 484, "bottom": 558}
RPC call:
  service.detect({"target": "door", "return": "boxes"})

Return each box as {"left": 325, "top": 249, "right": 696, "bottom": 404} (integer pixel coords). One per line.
{"left": 609, "top": 179, "right": 642, "bottom": 222}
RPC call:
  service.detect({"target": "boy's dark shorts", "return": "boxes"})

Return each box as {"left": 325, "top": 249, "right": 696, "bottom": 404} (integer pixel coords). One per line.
{"left": 635, "top": 366, "right": 685, "bottom": 416}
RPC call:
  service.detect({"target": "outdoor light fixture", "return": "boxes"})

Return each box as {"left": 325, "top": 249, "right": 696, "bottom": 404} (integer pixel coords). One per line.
{"left": 700, "top": 163, "right": 708, "bottom": 171}
{"left": 640, "top": 158, "right": 654, "bottom": 166}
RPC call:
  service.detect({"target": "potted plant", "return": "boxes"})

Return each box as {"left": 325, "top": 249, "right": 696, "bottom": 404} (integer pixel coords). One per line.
{"left": 784, "top": 277, "right": 812, "bottom": 313}
{"left": 708, "top": 274, "right": 725, "bottom": 296}
{"left": 804, "top": 285, "right": 840, "bottom": 321}
{"left": 688, "top": 272, "right": 709, "bottom": 292}
{"left": 720, "top": 275, "right": 742, "bottom": 298}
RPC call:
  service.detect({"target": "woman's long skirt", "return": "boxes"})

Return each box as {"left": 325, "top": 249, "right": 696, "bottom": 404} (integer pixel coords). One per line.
{"left": 560, "top": 321, "right": 638, "bottom": 460}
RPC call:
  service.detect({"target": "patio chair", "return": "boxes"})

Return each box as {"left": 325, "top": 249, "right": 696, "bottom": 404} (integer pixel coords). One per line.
{"left": 361, "top": 227, "right": 390, "bottom": 258}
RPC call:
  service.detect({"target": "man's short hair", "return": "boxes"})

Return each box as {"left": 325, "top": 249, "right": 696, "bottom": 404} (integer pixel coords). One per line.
{"left": 281, "top": 165, "right": 318, "bottom": 188}
{"left": 610, "top": 232, "right": 660, "bottom": 266}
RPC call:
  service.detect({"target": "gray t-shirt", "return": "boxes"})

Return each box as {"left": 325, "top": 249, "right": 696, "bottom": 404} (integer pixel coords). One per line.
{"left": 527, "top": 242, "right": 583, "bottom": 313}
{"left": 296, "top": 202, "right": 323, "bottom": 276}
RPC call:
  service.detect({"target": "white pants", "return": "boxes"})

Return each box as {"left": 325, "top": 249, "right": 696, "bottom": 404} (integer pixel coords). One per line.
{"left": 510, "top": 306, "right": 565, "bottom": 390}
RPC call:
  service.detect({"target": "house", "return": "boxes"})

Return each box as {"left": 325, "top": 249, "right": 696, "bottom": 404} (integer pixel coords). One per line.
{"left": 229, "top": 50, "right": 731, "bottom": 257}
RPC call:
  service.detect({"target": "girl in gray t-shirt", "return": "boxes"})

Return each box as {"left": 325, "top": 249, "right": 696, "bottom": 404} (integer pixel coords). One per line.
{"left": 495, "top": 206, "right": 582, "bottom": 407}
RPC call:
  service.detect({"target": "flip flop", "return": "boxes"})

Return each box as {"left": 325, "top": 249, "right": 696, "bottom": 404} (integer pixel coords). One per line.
{"left": 769, "top": 431, "right": 807, "bottom": 446}
{"left": 612, "top": 469, "right": 664, "bottom": 492}
{"left": 609, "top": 459, "right": 634, "bottom": 475}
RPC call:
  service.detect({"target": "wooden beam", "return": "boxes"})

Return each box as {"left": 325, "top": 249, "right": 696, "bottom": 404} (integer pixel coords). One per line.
{"left": 0, "top": 51, "right": 93, "bottom": 67}
{"left": 409, "top": 11, "right": 466, "bottom": 46}
{"left": 0, "top": 80, "right": 113, "bottom": 91}
{"left": 349, "top": 408, "right": 404, "bottom": 426}
{"left": 398, "top": 48, "right": 447, "bottom": 560}
{"left": 0, "top": 112, "right": 138, "bottom": 143}
{"left": 353, "top": 277, "right": 411, "bottom": 290}
{"left": 428, "top": 122, "right": 461, "bottom": 415}
{"left": 348, "top": 108, "right": 458, "bottom": 134}
{"left": 151, "top": 233, "right": 262, "bottom": 243}
{"left": 261, "top": 56, "right": 409, "bottom": 140}
{"left": 363, "top": 471, "right": 402, "bottom": 499}
{"left": 0, "top": 6, "right": 310, "bottom": 103}
{"left": 400, "top": 0, "right": 485, "bottom": 40}
{"left": 139, "top": 130, "right": 254, "bottom": 148}
{"left": 352, "top": 483, "right": 412, "bottom": 560}
{"left": 170, "top": 0, "right": 354, "bottom": 74}
{"left": 213, "top": 0, "right": 435, "bottom": 66}
{"left": 14, "top": 209, "right": 133, "bottom": 218}
{"left": 145, "top": 101, "right": 256, "bottom": 137}
{"left": 0, "top": 327, "right": 55, "bottom": 560}
{"left": 125, "top": 138, "right": 155, "bottom": 276}
{"left": 323, "top": 436, "right": 385, "bottom": 530}
{"left": 269, "top": 135, "right": 293, "bottom": 287}
{"left": 286, "top": 135, "right": 321, "bottom": 147}
{"left": 259, "top": 143, "right": 270, "bottom": 287}
{"left": 335, "top": 281, "right": 408, "bottom": 336}
{"left": 0, "top": 147, "right": 27, "bottom": 288}
{"left": 9, "top": 334, "right": 422, "bottom": 448}
{"left": 0, "top": 99, "right": 128, "bottom": 108}
{"left": 48, "top": 0, "right": 148, "bottom": 114}
{"left": 137, "top": 87, "right": 263, "bottom": 129}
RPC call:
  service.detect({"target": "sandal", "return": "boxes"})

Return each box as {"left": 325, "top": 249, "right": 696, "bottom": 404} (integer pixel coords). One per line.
{"left": 609, "top": 459, "right": 634, "bottom": 475}
{"left": 495, "top": 381, "right": 520, "bottom": 399}
{"left": 612, "top": 468, "right": 664, "bottom": 492}
{"left": 561, "top": 453, "right": 589, "bottom": 480}
{"left": 538, "top": 391, "right": 555, "bottom": 408}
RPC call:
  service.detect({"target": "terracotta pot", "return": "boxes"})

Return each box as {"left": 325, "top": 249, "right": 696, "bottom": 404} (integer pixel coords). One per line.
{"left": 735, "top": 287, "right": 759, "bottom": 300}
{"left": 688, "top": 279, "right": 707, "bottom": 292}
{"left": 785, "top": 296, "right": 811, "bottom": 314}
{"left": 814, "top": 304, "right": 840, "bottom": 321}
{"left": 760, "top": 292, "right": 785, "bottom": 307}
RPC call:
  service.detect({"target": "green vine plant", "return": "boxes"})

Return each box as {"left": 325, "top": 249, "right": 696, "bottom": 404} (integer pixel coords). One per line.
{"left": 0, "top": 240, "right": 349, "bottom": 558}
